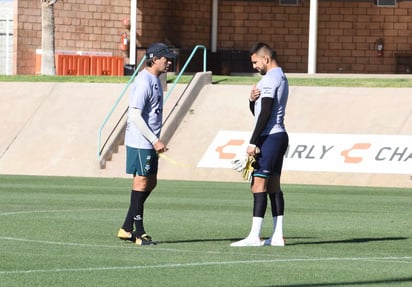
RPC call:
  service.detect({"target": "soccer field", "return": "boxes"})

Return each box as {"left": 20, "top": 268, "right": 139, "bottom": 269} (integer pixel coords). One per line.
{"left": 0, "top": 175, "right": 411, "bottom": 287}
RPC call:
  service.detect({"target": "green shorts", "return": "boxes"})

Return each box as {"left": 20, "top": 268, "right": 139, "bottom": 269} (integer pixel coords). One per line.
{"left": 126, "top": 146, "right": 159, "bottom": 176}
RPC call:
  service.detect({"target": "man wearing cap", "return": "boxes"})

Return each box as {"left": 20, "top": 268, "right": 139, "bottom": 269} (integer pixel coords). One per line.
{"left": 117, "top": 43, "right": 176, "bottom": 246}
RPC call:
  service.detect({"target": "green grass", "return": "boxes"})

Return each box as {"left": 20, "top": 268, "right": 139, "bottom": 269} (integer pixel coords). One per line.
{"left": 1, "top": 74, "right": 412, "bottom": 87}
{"left": 0, "top": 175, "right": 411, "bottom": 287}
{"left": 209, "top": 75, "right": 412, "bottom": 87}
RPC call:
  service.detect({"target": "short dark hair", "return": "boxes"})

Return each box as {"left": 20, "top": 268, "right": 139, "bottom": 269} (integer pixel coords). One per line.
{"left": 249, "top": 42, "right": 277, "bottom": 60}
{"left": 146, "top": 58, "right": 154, "bottom": 67}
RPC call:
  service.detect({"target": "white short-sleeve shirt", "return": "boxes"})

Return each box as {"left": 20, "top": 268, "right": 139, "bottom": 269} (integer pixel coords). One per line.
{"left": 125, "top": 69, "right": 163, "bottom": 149}
{"left": 254, "top": 67, "right": 289, "bottom": 135}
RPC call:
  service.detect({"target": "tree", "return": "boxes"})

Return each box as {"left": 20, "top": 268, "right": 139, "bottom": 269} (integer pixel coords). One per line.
{"left": 40, "top": 0, "right": 58, "bottom": 75}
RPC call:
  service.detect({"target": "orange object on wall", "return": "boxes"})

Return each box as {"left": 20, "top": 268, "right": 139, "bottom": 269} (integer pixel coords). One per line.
{"left": 120, "top": 32, "right": 129, "bottom": 52}
{"left": 90, "top": 56, "right": 124, "bottom": 76}
{"left": 35, "top": 53, "right": 41, "bottom": 75}
{"left": 77, "top": 56, "right": 91, "bottom": 76}
{"left": 90, "top": 56, "right": 110, "bottom": 76}
{"left": 56, "top": 55, "right": 78, "bottom": 75}
{"left": 37, "top": 53, "right": 123, "bottom": 76}
{"left": 111, "top": 56, "right": 124, "bottom": 76}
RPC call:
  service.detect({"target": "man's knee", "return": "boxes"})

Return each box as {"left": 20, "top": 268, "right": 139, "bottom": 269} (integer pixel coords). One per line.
{"left": 133, "top": 175, "right": 156, "bottom": 191}
{"left": 251, "top": 176, "right": 267, "bottom": 193}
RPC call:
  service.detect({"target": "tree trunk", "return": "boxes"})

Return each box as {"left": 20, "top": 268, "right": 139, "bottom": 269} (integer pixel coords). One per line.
{"left": 41, "top": 1, "right": 56, "bottom": 75}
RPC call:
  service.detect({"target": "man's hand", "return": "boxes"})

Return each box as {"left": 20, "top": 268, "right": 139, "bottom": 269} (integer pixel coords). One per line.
{"left": 153, "top": 140, "right": 167, "bottom": 153}
{"left": 247, "top": 144, "right": 260, "bottom": 156}
{"left": 249, "top": 84, "right": 261, "bottom": 102}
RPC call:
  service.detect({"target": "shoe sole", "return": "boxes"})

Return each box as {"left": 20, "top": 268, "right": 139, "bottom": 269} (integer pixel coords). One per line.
{"left": 230, "top": 240, "right": 262, "bottom": 247}
{"left": 270, "top": 242, "right": 285, "bottom": 246}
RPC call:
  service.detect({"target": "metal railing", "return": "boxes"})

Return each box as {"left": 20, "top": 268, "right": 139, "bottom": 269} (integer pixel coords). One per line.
{"left": 97, "top": 56, "right": 146, "bottom": 160}
{"left": 164, "top": 44, "right": 207, "bottom": 103}
{"left": 97, "top": 44, "right": 207, "bottom": 162}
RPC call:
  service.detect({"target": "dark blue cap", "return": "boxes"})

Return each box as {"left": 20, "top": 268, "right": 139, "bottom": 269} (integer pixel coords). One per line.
{"left": 146, "top": 43, "right": 176, "bottom": 59}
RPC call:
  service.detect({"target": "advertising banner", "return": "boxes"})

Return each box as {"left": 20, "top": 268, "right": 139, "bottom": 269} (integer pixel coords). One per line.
{"left": 198, "top": 130, "right": 411, "bottom": 175}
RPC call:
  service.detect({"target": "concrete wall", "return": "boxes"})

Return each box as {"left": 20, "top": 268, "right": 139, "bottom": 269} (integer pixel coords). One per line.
{"left": 0, "top": 81, "right": 410, "bottom": 188}
{"left": 0, "top": 82, "right": 128, "bottom": 177}
{"left": 157, "top": 84, "right": 412, "bottom": 188}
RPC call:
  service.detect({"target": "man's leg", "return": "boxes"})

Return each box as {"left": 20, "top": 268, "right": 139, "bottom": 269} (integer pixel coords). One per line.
{"left": 265, "top": 175, "right": 285, "bottom": 246}
{"left": 118, "top": 175, "right": 155, "bottom": 242}
{"left": 118, "top": 190, "right": 139, "bottom": 241}
{"left": 231, "top": 177, "right": 267, "bottom": 247}
{"left": 118, "top": 147, "right": 158, "bottom": 245}
{"left": 131, "top": 175, "right": 155, "bottom": 238}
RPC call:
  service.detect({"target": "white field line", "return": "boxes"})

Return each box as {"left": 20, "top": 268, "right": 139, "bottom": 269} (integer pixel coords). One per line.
{"left": 2, "top": 209, "right": 411, "bottom": 276}
{"left": 0, "top": 236, "right": 129, "bottom": 248}
{"left": 1, "top": 257, "right": 411, "bottom": 275}
{"left": 0, "top": 236, "right": 286, "bottom": 257}
{"left": 0, "top": 208, "right": 121, "bottom": 216}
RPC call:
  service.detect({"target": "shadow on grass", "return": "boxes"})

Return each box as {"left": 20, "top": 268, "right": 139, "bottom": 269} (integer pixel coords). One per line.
{"left": 159, "top": 236, "right": 407, "bottom": 245}
{"left": 286, "top": 236, "right": 408, "bottom": 246}
{"left": 159, "top": 237, "right": 313, "bottom": 244}
{"left": 261, "top": 277, "right": 412, "bottom": 287}
{"left": 159, "top": 237, "right": 245, "bottom": 244}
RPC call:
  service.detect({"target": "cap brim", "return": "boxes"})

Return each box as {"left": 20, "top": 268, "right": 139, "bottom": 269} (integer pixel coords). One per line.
{"left": 164, "top": 52, "right": 176, "bottom": 59}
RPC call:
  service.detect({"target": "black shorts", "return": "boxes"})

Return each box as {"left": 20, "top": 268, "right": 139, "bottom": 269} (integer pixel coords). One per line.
{"left": 253, "top": 132, "right": 289, "bottom": 178}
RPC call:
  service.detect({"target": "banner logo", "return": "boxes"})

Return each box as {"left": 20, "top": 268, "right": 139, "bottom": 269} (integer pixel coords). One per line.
{"left": 340, "top": 143, "right": 371, "bottom": 163}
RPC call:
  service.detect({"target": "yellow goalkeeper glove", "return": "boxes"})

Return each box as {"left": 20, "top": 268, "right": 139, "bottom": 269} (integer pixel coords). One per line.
{"left": 232, "top": 155, "right": 255, "bottom": 181}
{"left": 241, "top": 156, "right": 255, "bottom": 181}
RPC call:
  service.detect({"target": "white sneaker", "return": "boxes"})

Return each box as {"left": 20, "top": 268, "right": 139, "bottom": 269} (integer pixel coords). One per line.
{"left": 230, "top": 237, "right": 262, "bottom": 247}
{"left": 261, "top": 237, "right": 285, "bottom": 246}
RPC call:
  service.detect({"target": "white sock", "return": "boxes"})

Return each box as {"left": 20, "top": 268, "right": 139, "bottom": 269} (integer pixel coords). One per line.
{"left": 272, "top": 216, "right": 278, "bottom": 231}
{"left": 247, "top": 217, "right": 263, "bottom": 239}
{"left": 272, "top": 215, "right": 283, "bottom": 241}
